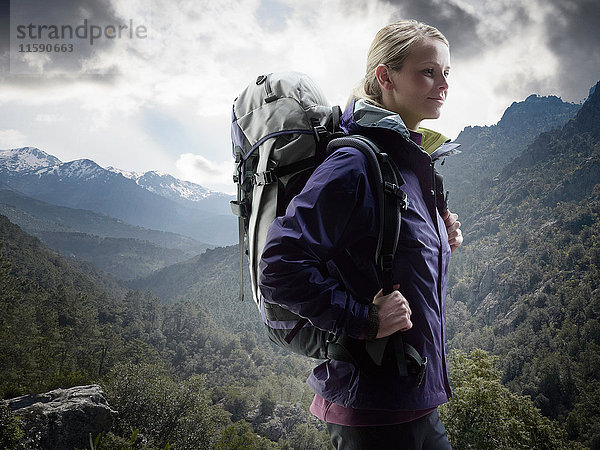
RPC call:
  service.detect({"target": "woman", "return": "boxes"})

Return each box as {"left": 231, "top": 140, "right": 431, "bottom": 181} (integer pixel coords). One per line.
{"left": 259, "top": 20, "right": 462, "bottom": 449}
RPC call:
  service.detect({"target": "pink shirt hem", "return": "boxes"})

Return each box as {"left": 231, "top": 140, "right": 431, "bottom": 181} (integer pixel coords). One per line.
{"left": 310, "top": 393, "right": 437, "bottom": 427}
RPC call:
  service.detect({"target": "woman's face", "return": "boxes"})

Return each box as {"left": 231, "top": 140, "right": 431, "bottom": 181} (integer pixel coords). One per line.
{"left": 385, "top": 37, "right": 451, "bottom": 130}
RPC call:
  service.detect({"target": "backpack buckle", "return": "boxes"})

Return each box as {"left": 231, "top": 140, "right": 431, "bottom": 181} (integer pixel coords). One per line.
{"left": 230, "top": 199, "right": 249, "bottom": 218}
{"left": 384, "top": 181, "right": 401, "bottom": 196}
{"left": 381, "top": 253, "right": 393, "bottom": 271}
{"left": 385, "top": 182, "right": 409, "bottom": 210}
{"left": 416, "top": 356, "right": 428, "bottom": 387}
{"left": 313, "top": 125, "right": 328, "bottom": 143}
{"left": 254, "top": 170, "right": 276, "bottom": 186}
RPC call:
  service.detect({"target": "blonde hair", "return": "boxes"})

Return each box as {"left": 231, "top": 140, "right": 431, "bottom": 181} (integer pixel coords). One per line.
{"left": 352, "top": 20, "right": 449, "bottom": 107}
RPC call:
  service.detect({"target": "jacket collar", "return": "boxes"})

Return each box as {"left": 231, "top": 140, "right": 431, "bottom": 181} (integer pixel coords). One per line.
{"left": 341, "top": 98, "right": 460, "bottom": 162}
{"left": 348, "top": 99, "right": 412, "bottom": 141}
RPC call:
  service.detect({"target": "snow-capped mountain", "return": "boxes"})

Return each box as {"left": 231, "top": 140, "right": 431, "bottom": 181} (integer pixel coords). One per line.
{"left": 0, "top": 147, "right": 61, "bottom": 173}
{"left": 35, "top": 159, "right": 109, "bottom": 181}
{"left": 0, "top": 147, "right": 229, "bottom": 207}
{"left": 0, "top": 147, "right": 236, "bottom": 245}
{"left": 107, "top": 167, "right": 220, "bottom": 204}
{"left": 137, "top": 171, "right": 213, "bottom": 202}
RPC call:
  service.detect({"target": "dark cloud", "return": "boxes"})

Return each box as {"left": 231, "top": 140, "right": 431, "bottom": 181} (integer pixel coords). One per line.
{"left": 343, "top": 0, "right": 532, "bottom": 60}
{"left": 384, "top": 0, "right": 482, "bottom": 58}
{"left": 0, "top": 0, "right": 9, "bottom": 72}
{"left": 5, "top": 0, "right": 132, "bottom": 76}
{"left": 545, "top": 0, "right": 600, "bottom": 101}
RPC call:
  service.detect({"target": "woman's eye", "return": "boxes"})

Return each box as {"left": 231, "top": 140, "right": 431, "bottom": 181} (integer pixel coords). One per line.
{"left": 424, "top": 69, "right": 434, "bottom": 76}
{"left": 444, "top": 71, "right": 450, "bottom": 78}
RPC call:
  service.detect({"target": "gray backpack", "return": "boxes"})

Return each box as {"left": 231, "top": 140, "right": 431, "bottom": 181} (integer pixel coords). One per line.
{"left": 230, "top": 72, "right": 335, "bottom": 306}
{"left": 230, "top": 72, "right": 426, "bottom": 381}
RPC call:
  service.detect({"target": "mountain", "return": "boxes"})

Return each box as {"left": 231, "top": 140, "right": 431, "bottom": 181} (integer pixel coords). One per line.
{"left": 0, "top": 187, "right": 206, "bottom": 252}
{"left": 0, "top": 148, "right": 236, "bottom": 245}
{"left": 127, "top": 244, "right": 258, "bottom": 334}
{"left": 107, "top": 168, "right": 232, "bottom": 214}
{"left": 443, "top": 82, "right": 600, "bottom": 447}
{"left": 0, "top": 187, "right": 210, "bottom": 279}
{"left": 439, "top": 94, "right": 581, "bottom": 219}
{"left": 0, "top": 147, "right": 61, "bottom": 173}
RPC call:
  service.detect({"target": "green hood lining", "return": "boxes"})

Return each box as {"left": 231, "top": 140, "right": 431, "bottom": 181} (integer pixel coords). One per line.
{"left": 417, "top": 127, "right": 451, "bottom": 155}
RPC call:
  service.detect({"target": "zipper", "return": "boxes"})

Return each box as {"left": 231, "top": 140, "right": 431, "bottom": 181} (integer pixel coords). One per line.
{"left": 409, "top": 139, "right": 451, "bottom": 394}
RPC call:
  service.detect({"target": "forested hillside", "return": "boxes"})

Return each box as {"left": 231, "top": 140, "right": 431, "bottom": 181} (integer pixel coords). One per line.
{"left": 443, "top": 82, "right": 600, "bottom": 447}
{"left": 0, "top": 214, "right": 329, "bottom": 448}
{"left": 0, "top": 187, "right": 208, "bottom": 279}
{"left": 127, "top": 244, "right": 260, "bottom": 334}
{"left": 1, "top": 212, "right": 578, "bottom": 448}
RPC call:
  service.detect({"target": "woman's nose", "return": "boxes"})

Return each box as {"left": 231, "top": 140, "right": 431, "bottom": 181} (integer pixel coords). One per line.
{"left": 439, "top": 74, "right": 449, "bottom": 90}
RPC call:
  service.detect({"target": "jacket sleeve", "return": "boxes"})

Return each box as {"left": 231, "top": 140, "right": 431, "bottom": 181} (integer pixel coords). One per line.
{"left": 258, "top": 147, "right": 378, "bottom": 339}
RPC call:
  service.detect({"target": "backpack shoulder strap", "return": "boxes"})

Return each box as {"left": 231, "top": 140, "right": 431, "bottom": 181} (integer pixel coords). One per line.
{"left": 327, "top": 135, "right": 424, "bottom": 379}
{"left": 326, "top": 135, "right": 407, "bottom": 287}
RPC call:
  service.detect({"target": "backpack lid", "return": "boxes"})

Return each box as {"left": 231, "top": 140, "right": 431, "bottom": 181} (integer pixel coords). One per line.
{"left": 232, "top": 72, "right": 332, "bottom": 158}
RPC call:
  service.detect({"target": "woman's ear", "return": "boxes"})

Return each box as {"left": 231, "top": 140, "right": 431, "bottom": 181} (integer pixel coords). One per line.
{"left": 375, "top": 64, "right": 394, "bottom": 92}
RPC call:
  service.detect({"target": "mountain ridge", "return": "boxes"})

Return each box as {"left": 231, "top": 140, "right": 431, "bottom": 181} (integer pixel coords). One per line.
{"left": 0, "top": 146, "right": 226, "bottom": 203}
{"left": 439, "top": 92, "right": 581, "bottom": 220}
{"left": 0, "top": 148, "right": 236, "bottom": 245}
{"left": 0, "top": 187, "right": 206, "bottom": 250}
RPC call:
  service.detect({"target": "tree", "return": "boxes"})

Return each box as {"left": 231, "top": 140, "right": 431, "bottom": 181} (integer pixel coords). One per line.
{"left": 439, "top": 349, "right": 579, "bottom": 449}
{"left": 215, "top": 421, "right": 279, "bottom": 450}
{"left": 102, "top": 362, "right": 228, "bottom": 449}
{"left": 0, "top": 404, "right": 24, "bottom": 450}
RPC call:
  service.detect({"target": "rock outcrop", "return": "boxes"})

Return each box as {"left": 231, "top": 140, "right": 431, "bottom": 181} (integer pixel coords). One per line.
{"left": 3, "top": 384, "right": 117, "bottom": 449}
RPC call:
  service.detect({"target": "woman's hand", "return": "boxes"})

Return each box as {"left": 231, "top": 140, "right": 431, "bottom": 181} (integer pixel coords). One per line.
{"left": 373, "top": 285, "right": 412, "bottom": 338}
{"left": 442, "top": 210, "right": 463, "bottom": 253}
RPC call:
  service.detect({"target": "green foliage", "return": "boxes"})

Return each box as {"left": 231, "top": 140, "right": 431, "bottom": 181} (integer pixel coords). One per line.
{"left": 38, "top": 231, "right": 192, "bottom": 280}
{"left": 440, "top": 349, "right": 578, "bottom": 449}
{"left": 0, "top": 404, "right": 25, "bottom": 450}
{"left": 127, "top": 245, "right": 262, "bottom": 335}
{"left": 214, "top": 386, "right": 252, "bottom": 422}
{"left": 88, "top": 429, "right": 145, "bottom": 450}
{"left": 102, "top": 362, "right": 229, "bottom": 449}
{"left": 260, "top": 392, "right": 277, "bottom": 417}
{"left": 279, "top": 423, "right": 332, "bottom": 450}
{"left": 215, "top": 421, "right": 279, "bottom": 449}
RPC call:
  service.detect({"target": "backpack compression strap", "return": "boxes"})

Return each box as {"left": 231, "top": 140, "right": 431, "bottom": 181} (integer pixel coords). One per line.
{"left": 231, "top": 147, "right": 248, "bottom": 302}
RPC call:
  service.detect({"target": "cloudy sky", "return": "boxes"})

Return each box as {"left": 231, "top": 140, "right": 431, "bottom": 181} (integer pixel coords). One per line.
{"left": 0, "top": 0, "right": 598, "bottom": 194}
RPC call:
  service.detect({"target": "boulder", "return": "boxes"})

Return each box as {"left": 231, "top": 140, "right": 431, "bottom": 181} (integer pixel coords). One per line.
{"left": 3, "top": 384, "right": 117, "bottom": 449}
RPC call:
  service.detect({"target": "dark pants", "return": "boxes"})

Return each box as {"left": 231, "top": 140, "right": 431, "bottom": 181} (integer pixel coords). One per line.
{"left": 326, "top": 410, "right": 452, "bottom": 450}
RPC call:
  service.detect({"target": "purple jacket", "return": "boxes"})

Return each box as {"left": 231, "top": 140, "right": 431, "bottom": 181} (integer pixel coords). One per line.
{"left": 259, "top": 99, "right": 452, "bottom": 411}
